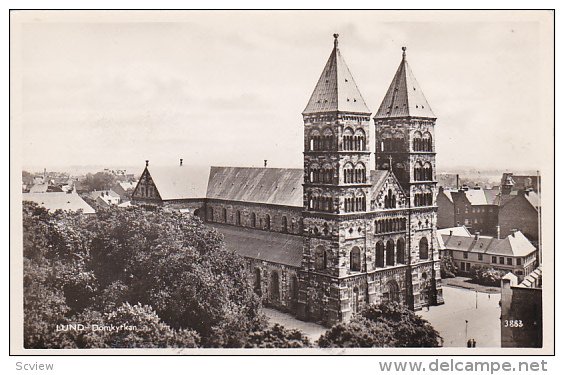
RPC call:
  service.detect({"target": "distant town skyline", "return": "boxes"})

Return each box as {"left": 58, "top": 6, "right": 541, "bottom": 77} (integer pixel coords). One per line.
{"left": 12, "top": 11, "right": 553, "bottom": 172}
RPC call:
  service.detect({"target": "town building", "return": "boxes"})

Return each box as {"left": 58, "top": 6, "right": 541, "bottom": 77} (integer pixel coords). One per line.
{"left": 22, "top": 191, "right": 96, "bottom": 214}
{"left": 89, "top": 190, "right": 122, "bottom": 207}
{"left": 437, "top": 174, "right": 541, "bottom": 244}
{"left": 132, "top": 35, "right": 443, "bottom": 325}
{"left": 500, "top": 267, "right": 542, "bottom": 348}
{"left": 498, "top": 183, "right": 540, "bottom": 243}
{"left": 438, "top": 229, "right": 537, "bottom": 278}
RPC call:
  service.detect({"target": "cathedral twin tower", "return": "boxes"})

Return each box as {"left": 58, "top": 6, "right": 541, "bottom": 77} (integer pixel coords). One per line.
{"left": 297, "top": 34, "right": 442, "bottom": 323}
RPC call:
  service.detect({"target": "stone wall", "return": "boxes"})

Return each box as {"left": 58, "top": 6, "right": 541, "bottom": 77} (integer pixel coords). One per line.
{"left": 205, "top": 200, "right": 303, "bottom": 235}
{"left": 246, "top": 258, "right": 300, "bottom": 314}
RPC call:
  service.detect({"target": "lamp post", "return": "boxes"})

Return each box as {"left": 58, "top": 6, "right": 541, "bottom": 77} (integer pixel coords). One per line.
{"left": 465, "top": 320, "right": 469, "bottom": 341}
{"left": 475, "top": 290, "right": 478, "bottom": 309}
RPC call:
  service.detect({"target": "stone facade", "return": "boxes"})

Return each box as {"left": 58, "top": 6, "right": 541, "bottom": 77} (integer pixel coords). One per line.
{"left": 131, "top": 37, "right": 444, "bottom": 326}
{"left": 206, "top": 200, "right": 303, "bottom": 235}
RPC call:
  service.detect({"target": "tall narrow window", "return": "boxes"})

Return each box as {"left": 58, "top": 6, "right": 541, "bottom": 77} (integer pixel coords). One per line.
{"left": 315, "top": 246, "right": 327, "bottom": 270}
{"left": 265, "top": 214, "right": 271, "bottom": 230}
{"left": 270, "top": 271, "right": 280, "bottom": 301}
{"left": 254, "top": 268, "right": 262, "bottom": 296}
{"left": 375, "top": 241, "right": 385, "bottom": 268}
{"left": 222, "top": 207, "right": 227, "bottom": 222}
{"left": 282, "top": 216, "right": 288, "bottom": 233}
{"left": 419, "top": 237, "right": 429, "bottom": 260}
{"left": 236, "top": 210, "right": 241, "bottom": 226}
{"left": 386, "top": 240, "right": 395, "bottom": 266}
{"left": 250, "top": 212, "right": 256, "bottom": 228}
{"left": 350, "top": 247, "right": 361, "bottom": 272}
{"left": 396, "top": 238, "right": 406, "bottom": 264}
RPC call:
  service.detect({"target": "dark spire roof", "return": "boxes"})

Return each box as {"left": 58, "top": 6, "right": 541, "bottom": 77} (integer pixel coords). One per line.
{"left": 303, "top": 34, "right": 371, "bottom": 115}
{"left": 374, "top": 47, "right": 435, "bottom": 119}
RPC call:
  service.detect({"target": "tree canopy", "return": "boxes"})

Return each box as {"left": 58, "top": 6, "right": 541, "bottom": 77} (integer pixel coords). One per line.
{"left": 317, "top": 302, "right": 442, "bottom": 348}
{"left": 23, "top": 203, "right": 264, "bottom": 348}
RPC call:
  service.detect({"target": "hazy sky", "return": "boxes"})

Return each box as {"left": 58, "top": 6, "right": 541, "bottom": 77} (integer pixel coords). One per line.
{"left": 12, "top": 11, "right": 553, "bottom": 172}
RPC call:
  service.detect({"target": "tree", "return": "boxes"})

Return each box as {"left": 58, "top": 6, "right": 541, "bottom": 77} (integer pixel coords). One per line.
{"left": 317, "top": 317, "right": 394, "bottom": 348}
{"left": 317, "top": 302, "right": 441, "bottom": 348}
{"left": 469, "top": 265, "right": 506, "bottom": 286}
{"left": 440, "top": 255, "right": 458, "bottom": 278}
{"left": 22, "top": 202, "right": 264, "bottom": 348}
{"left": 245, "top": 324, "right": 311, "bottom": 348}
{"left": 82, "top": 172, "right": 117, "bottom": 192}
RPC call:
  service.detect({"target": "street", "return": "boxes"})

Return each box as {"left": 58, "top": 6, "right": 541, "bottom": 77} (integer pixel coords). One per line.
{"left": 418, "top": 286, "right": 501, "bottom": 347}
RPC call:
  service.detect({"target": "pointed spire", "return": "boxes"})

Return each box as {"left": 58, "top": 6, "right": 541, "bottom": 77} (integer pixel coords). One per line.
{"left": 374, "top": 47, "right": 435, "bottom": 119}
{"left": 303, "top": 35, "right": 371, "bottom": 115}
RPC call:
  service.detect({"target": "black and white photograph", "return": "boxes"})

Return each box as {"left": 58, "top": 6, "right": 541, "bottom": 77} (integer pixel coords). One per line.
{"left": 9, "top": 9, "right": 554, "bottom": 356}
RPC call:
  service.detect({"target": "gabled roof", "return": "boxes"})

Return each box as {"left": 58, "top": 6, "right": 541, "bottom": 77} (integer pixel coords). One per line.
{"left": 370, "top": 170, "right": 391, "bottom": 193}
{"left": 493, "top": 231, "right": 536, "bottom": 257}
{"left": 437, "top": 226, "right": 471, "bottom": 250}
{"left": 118, "top": 181, "right": 136, "bottom": 191}
{"left": 483, "top": 189, "right": 500, "bottom": 205}
{"left": 23, "top": 192, "right": 95, "bottom": 214}
{"left": 438, "top": 226, "right": 472, "bottom": 237}
{"left": 440, "top": 230, "right": 536, "bottom": 257}
{"left": 29, "top": 183, "right": 49, "bottom": 193}
{"left": 523, "top": 191, "right": 540, "bottom": 210}
{"left": 144, "top": 165, "right": 210, "bottom": 200}
{"left": 89, "top": 190, "right": 120, "bottom": 200}
{"left": 211, "top": 223, "right": 303, "bottom": 268}
{"left": 374, "top": 47, "right": 435, "bottom": 119}
{"left": 206, "top": 167, "right": 303, "bottom": 207}
{"left": 369, "top": 169, "right": 407, "bottom": 200}
{"left": 303, "top": 35, "right": 370, "bottom": 115}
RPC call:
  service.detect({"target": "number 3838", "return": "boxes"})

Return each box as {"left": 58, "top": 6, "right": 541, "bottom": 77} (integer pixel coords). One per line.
{"left": 504, "top": 320, "right": 524, "bottom": 328}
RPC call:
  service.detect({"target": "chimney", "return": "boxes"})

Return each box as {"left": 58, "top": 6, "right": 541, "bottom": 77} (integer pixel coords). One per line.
{"left": 145, "top": 160, "right": 149, "bottom": 167}
{"left": 264, "top": 160, "right": 268, "bottom": 168}
{"left": 511, "top": 229, "right": 517, "bottom": 237}
{"left": 496, "top": 225, "right": 501, "bottom": 239}
{"left": 474, "top": 231, "right": 480, "bottom": 240}
{"left": 456, "top": 174, "right": 459, "bottom": 189}
{"left": 449, "top": 230, "right": 453, "bottom": 236}
{"left": 180, "top": 158, "right": 183, "bottom": 167}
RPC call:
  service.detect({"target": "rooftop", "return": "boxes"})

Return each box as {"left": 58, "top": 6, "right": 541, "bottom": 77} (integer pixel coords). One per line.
{"left": 206, "top": 166, "right": 303, "bottom": 207}
{"left": 145, "top": 165, "right": 210, "bottom": 201}
{"left": 210, "top": 223, "right": 303, "bottom": 267}
{"left": 440, "top": 230, "right": 536, "bottom": 257}
{"left": 23, "top": 192, "right": 95, "bottom": 214}
{"left": 303, "top": 34, "right": 371, "bottom": 115}
{"left": 374, "top": 47, "right": 435, "bottom": 119}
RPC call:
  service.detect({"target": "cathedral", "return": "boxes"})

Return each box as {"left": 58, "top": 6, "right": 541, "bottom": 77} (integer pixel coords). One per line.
{"left": 132, "top": 34, "right": 444, "bottom": 325}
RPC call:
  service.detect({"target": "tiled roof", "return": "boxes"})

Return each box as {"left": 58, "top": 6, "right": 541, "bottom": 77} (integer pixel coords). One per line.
{"left": 303, "top": 36, "right": 370, "bottom": 115}
{"left": 29, "top": 183, "right": 49, "bottom": 193}
{"left": 206, "top": 167, "right": 303, "bottom": 207}
{"left": 519, "top": 266, "right": 542, "bottom": 288}
{"left": 146, "top": 165, "right": 210, "bottom": 200}
{"left": 89, "top": 190, "right": 120, "bottom": 200}
{"left": 210, "top": 223, "right": 303, "bottom": 267}
{"left": 523, "top": 191, "right": 540, "bottom": 210}
{"left": 374, "top": 48, "right": 435, "bottom": 119}
{"left": 438, "top": 226, "right": 472, "bottom": 237}
{"left": 118, "top": 181, "right": 136, "bottom": 191}
{"left": 463, "top": 189, "right": 488, "bottom": 205}
{"left": 437, "top": 226, "right": 471, "bottom": 250}
{"left": 23, "top": 192, "right": 95, "bottom": 214}
{"left": 483, "top": 189, "right": 500, "bottom": 205}
{"left": 440, "top": 230, "right": 536, "bottom": 257}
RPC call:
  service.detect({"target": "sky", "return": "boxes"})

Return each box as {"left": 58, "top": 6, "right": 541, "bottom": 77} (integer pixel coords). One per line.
{"left": 11, "top": 11, "right": 553, "bottom": 173}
